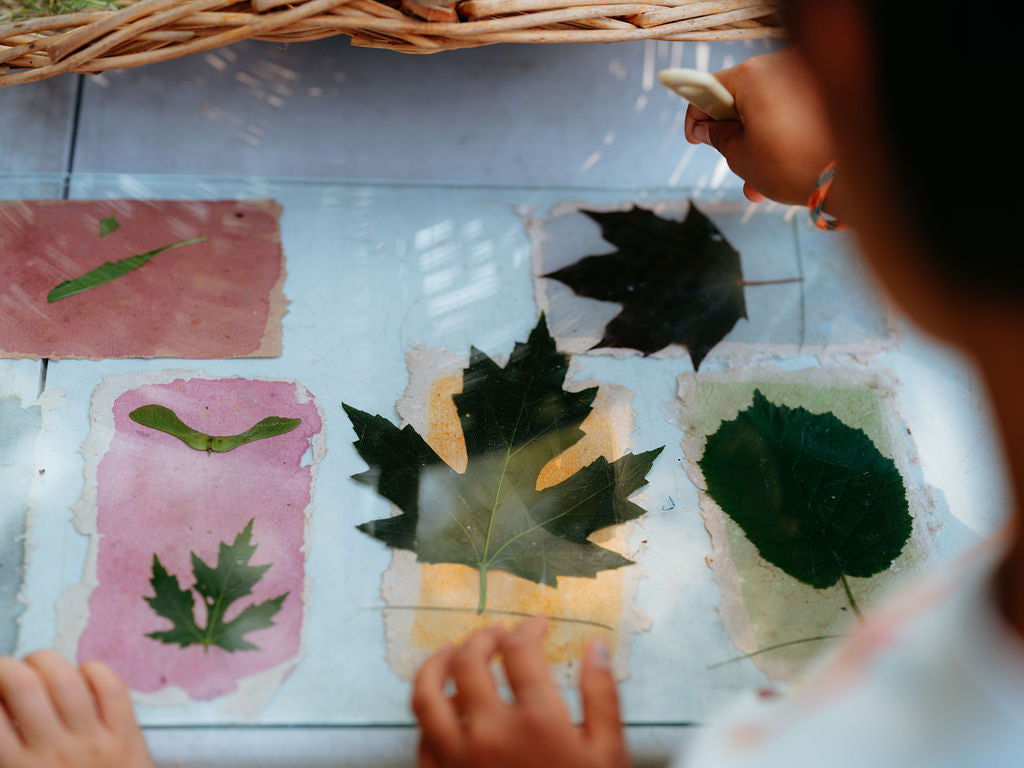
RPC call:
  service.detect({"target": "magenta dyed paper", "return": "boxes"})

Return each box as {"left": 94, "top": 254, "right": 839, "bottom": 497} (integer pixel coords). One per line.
{"left": 76, "top": 377, "right": 320, "bottom": 701}
{"left": 0, "top": 200, "right": 286, "bottom": 360}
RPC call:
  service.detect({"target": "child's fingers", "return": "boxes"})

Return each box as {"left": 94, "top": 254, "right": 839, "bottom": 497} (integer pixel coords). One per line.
{"left": 23, "top": 650, "right": 99, "bottom": 732}
{"left": 699, "top": 120, "right": 745, "bottom": 159}
{"left": 743, "top": 182, "right": 767, "bottom": 203}
{"left": 684, "top": 104, "right": 713, "bottom": 144}
{"left": 580, "top": 639, "right": 628, "bottom": 767}
{"left": 411, "top": 646, "right": 463, "bottom": 765}
{"left": 501, "top": 617, "right": 563, "bottom": 713}
{"left": 451, "top": 626, "right": 507, "bottom": 716}
{"left": 0, "top": 657, "right": 62, "bottom": 747}
{"left": 688, "top": 64, "right": 749, "bottom": 162}
{"left": 710, "top": 63, "right": 744, "bottom": 113}
{"left": 0, "top": 692, "right": 24, "bottom": 757}
{"left": 80, "top": 660, "right": 136, "bottom": 734}
{"left": 417, "top": 735, "right": 444, "bottom": 768}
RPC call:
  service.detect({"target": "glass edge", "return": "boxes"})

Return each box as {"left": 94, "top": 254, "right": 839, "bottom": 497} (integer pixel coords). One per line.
{"left": 0, "top": 170, "right": 746, "bottom": 201}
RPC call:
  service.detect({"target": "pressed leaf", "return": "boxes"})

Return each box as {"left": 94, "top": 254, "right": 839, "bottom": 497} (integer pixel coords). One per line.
{"left": 208, "top": 417, "right": 304, "bottom": 452}
{"left": 698, "top": 390, "right": 911, "bottom": 592}
{"left": 129, "top": 404, "right": 210, "bottom": 450}
{"left": 345, "top": 315, "right": 663, "bottom": 614}
{"left": 46, "top": 236, "right": 207, "bottom": 302}
{"left": 146, "top": 556, "right": 203, "bottom": 648}
{"left": 545, "top": 205, "right": 746, "bottom": 370}
{"left": 145, "top": 519, "right": 288, "bottom": 652}
{"left": 98, "top": 215, "right": 120, "bottom": 237}
{"left": 129, "top": 404, "right": 301, "bottom": 452}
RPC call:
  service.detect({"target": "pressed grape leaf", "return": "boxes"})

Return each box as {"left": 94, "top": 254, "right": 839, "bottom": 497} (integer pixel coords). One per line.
{"left": 145, "top": 519, "right": 288, "bottom": 652}
{"left": 47, "top": 236, "right": 207, "bottom": 302}
{"left": 344, "top": 315, "right": 663, "bottom": 613}
{"left": 544, "top": 204, "right": 746, "bottom": 370}
{"left": 698, "top": 390, "right": 911, "bottom": 593}
{"left": 129, "top": 404, "right": 301, "bottom": 452}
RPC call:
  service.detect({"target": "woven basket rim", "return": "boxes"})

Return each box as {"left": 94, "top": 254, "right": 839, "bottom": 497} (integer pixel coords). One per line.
{"left": 0, "top": 0, "right": 784, "bottom": 86}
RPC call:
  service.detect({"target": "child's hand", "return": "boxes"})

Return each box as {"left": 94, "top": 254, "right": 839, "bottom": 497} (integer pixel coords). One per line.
{"left": 0, "top": 652, "right": 154, "bottom": 768}
{"left": 412, "top": 617, "right": 630, "bottom": 768}
{"left": 684, "top": 48, "right": 837, "bottom": 207}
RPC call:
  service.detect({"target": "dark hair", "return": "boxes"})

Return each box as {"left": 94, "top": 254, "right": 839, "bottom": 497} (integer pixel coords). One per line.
{"left": 789, "top": 1, "right": 1024, "bottom": 298}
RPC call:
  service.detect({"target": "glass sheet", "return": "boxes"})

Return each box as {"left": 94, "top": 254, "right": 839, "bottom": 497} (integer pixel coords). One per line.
{"left": 0, "top": 172, "right": 1010, "bottom": 727}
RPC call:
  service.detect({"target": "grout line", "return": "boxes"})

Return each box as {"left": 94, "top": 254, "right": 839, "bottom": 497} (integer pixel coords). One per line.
{"left": 793, "top": 215, "right": 806, "bottom": 351}
{"left": 61, "top": 74, "right": 85, "bottom": 199}
{"left": 41, "top": 74, "right": 86, "bottom": 395}
{"left": 36, "top": 359, "right": 48, "bottom": 398}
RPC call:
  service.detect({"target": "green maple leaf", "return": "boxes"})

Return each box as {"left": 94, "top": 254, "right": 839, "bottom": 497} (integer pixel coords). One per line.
{"left": 145, "top": 519, "right": 288, "bottom": 652}
{"left": 698, "top": 390, "right": 911, "bottom": 612}
{"left": 344, "top": 315, "right": 664, "bottom": 614}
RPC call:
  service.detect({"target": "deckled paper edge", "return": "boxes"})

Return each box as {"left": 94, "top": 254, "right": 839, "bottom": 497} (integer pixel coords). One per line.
{"left": 54, "top": 369, "right": 324, "bottom": 716}
{"left": 677, "top": 365, "right": 940, "bottom": 680}
{"left": 253, "top": 199, "right": 288, "bottom": 359}
{"left": 12, "top": 388, "right": 65, "bottom": 654}
{"left": 378, "top": 345, "right": 652, "bottom": 686}
{"left": 524, "top": 199, "right": 901, "bottom": 363}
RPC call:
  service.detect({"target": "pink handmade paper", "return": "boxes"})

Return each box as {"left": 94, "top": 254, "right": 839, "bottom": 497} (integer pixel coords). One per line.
{"left": 0, "top": 200, "right": 286, "bottom": 359}
{"left": 76, "top": 377, "right": 320, "bottom": 701}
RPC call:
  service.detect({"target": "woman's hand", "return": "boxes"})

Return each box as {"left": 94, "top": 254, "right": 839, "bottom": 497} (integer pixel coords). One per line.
{"left": 684, "top": 48, "right": 837, "bottom": 208}
{"left": 0, "top": 652, "right": 154, "bottom": 768}
{"left": 412, "top": 617, "right": 630, "bottom": 768}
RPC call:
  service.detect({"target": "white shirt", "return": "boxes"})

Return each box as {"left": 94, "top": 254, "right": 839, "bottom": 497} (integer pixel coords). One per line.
{"left": 679, "top": 537, "right": 1024, "bottom": 767}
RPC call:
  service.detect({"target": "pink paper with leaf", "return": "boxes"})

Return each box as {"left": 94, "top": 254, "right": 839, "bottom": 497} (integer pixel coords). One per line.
{"left": 0, "top": 200, "right": 286, "bottom": 360}
{"left": 74, "top": 376, "right": 321, "bottom": 702}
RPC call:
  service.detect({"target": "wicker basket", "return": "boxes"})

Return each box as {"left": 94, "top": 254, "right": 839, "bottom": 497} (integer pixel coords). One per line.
{"left": 0, "top": 0, "right": 782, "bottom": 86}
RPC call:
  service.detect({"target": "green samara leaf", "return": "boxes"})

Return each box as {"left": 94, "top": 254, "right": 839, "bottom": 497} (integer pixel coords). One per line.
{"left": 145, "top": 519, "right": 288, "bottom": 652}
{"left": 130, "top": 404, "right": 210, "bottom": 450}
{"left": 345, "top": 315, "right": 664, "bottom": 614}
{"left": 46, "top": 236, "right": 207, "bottom": 302}
{"left": 698, "top": 390, "right": 911, "bottom": 595}
{"left": 129, "top": 404, "right": 301, "bottom": 452}
{"left": 209, "top": 417, "right": 303, "bottom": 453}
{"left": 98, "top": 216, "right": 120, "bottom": 237}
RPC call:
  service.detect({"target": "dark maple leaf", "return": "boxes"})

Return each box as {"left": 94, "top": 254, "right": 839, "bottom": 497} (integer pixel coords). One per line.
{"left": 545, "top": 204, "right": 747, "bottom": 369}
{"left": 344, "top": 315, "right": 663, "bottom": 614}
